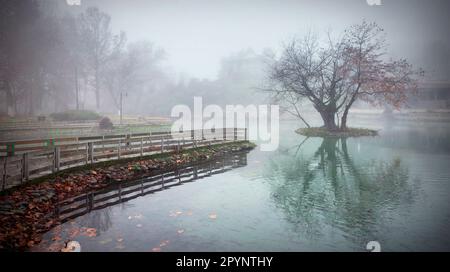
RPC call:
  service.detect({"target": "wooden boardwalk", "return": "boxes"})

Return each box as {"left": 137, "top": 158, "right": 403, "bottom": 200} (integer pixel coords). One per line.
{"left": 0, "top": 128, "right": 247, "bottom": 191}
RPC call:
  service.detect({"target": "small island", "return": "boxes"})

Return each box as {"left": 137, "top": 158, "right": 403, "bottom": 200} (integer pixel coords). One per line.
{"left": 267, "top": 21, "right": 421, "bottom": 136}
{"left": 296, "top": 127, "right": 378, "bottom": 138}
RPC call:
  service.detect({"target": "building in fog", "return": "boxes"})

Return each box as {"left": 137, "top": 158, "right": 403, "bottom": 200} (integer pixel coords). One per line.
{"left": 407, "top": 80, "right": 450, "bottom": 109}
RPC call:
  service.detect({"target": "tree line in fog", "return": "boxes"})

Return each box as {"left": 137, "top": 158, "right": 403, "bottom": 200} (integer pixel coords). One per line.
{"left": 0, "top": 0, "right": 269, "bottom": 117}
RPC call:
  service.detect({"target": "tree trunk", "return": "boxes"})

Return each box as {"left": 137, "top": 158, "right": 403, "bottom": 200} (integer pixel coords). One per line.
{"left": 28, "top": 81, "right": 34, "bottom": 116}
{"left": 75, "top": 66, "right": 79, "bottom": 110}
{"left": 4, "top": 80, "right": 15, "bottom": 116}
{"left": 341, "top": 91, "right": 358, "bottom": 130}
{"left": 340, "top": 99, "right": 355, "bottom": 130}
{"left": 94, "top": 62, "right": 100, "bottom": 110}
{"left": 340, "top": 107, "right": 349, "bottom": 130}
{"left": 95, "top": 78, "right": 100, "bottom": 110}
{"left": 319, "top": 108, "right": 338, "bottom": 131}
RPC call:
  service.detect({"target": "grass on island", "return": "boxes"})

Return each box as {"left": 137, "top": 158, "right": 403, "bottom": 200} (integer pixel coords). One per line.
{"left": 296, "top": 127, "right": 378, "bottom": 138}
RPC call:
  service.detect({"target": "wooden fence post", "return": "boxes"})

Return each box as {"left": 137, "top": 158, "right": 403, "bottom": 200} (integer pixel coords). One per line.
{"left": 85, "top": 143, "right": 89, "bottom": 165}
{"left": 234, "top": 127, "right": 237, "bottom": 141}
{"left": 88, "top": 142, "right": 94, "bottom": 164}
{"left": 118, "top": 140, "right": 121, "bottom": 159}
{"left": 140, "top": 138, "right": 144, "bottom": 156}
{"left": 161, "top": 138, "right": 164, "bottom": 153}
{"left": 22, "top": 153, "right": 29, "bottom": 183}
{"left": 223, "top": 127, "right": 226, "bottom": 141}
{"left": 87, "top": 192, "right": 94, "bottom": 212}
{"left": 53, "top": 146, "right": 60, "bottom": 173}
{"left": 2, "top": 157, "right": 7, "bottom": 190}
{"left": 193, "top": 165, "right": 198, "bottom": 179}
{"left": 245, "top": 128, "right": 247, "bottom": 141}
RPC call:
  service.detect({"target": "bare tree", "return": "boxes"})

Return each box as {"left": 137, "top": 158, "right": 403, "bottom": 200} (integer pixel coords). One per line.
{"left": 268, "top": 21, "right": 421, "bottom": 131}
{"left": 103, "top": 41, "right": 165, "bottom": 114}
{"left": 78, "top": 7, "right": 126, "bottom": 110}
{"left": 0, "top": 0, "right": 61, "bottom": 116}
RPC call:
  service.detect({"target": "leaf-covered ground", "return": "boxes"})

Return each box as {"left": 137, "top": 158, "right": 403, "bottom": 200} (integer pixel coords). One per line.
{"left": 0, "top": 141, "right": 255, "bottom": 251}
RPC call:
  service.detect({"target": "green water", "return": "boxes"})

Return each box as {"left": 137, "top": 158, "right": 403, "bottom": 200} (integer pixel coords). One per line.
{"left": 34, "top": 120, "right": 450, "bottom": 251}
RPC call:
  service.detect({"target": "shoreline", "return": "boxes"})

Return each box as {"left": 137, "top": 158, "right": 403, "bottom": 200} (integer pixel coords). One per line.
{"left": 0, "top": 141, "right": 256, "bottom": 251}
{"left": 296, "top": 127, "right": 378, "bottom": 138}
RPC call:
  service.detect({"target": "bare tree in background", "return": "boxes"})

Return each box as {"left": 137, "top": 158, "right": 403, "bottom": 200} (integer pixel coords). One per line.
{"left": 268, "top": 21, "right": 421, "bottom": 131}
{"left": 0, "top": 0, "right": 62, "bottom": 115}
{"left": 103, "top": 41, "right": 166, "bottom": 114}
{"left": 78, "top": 7, "right": 126, "bottom": 110}
{"left": 0, "top": 1, "right": 167, "bottom": 116}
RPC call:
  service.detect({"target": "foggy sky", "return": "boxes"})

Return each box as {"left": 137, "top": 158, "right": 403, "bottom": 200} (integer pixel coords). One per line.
{"left": 73, "top": 0, "right": 449, "bottom": 80}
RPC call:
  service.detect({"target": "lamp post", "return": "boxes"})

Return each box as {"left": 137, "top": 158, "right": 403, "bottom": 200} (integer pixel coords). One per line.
{"left": 119, "top": 91, "right": 127, "bottom": 125}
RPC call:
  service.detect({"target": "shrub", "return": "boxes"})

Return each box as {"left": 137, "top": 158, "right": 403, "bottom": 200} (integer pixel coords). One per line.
{"left": 99, "top": 117, "right": 114, "bottom": 130}
{"left": 50, "top": 110, "right": 101, "bottom": 121}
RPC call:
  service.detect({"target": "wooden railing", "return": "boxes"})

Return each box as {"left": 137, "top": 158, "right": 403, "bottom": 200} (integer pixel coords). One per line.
{"left": 54, "top": 151, "right": 249, "bottom": 223}
{"left": 0, "top": 128, "right": 247, "bottom": 191}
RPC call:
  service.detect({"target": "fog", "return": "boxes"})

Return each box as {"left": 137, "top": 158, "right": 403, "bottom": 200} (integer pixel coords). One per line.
{"left": 1, "top": 0, "right": 449, "bottom": 117}
{"left": 89, "top": 0, "right": 450, "bottom": 80}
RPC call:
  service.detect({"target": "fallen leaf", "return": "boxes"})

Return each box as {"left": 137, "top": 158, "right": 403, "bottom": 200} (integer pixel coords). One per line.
{"left": 209, "top": 213, "right": 217, "bottom": 220}
{"left": 177, "top": 229, "right": 185, "bottom": 234}
{"left": 99, "top": 238, "right": 113, "bottom": 245}
{"left": 159, "top": 240, "right": 169, "bottom": 247}
{"left": 68, "top": 228, "right": 80, "bottom": 239}
{"left": 84, "top": 228, "right": 97, "bottom": 237}
{"left": 48, "top": 242, "right": 64, "bottom": 252}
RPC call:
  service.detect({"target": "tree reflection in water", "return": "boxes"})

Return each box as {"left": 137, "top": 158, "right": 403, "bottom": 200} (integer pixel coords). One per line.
{"left": 75, "top": 207, "right": 114, "bottom": 233}
{"left": 72, "top": 202, "right": 135, "bottom": 234}
{"left": 265, "top": 137, "right": 419, "bottom": 247}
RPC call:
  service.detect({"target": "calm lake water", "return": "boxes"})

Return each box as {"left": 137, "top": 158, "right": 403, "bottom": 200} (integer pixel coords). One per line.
{"left": 34, "top": 119, "right": 450, "bottom": 252}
